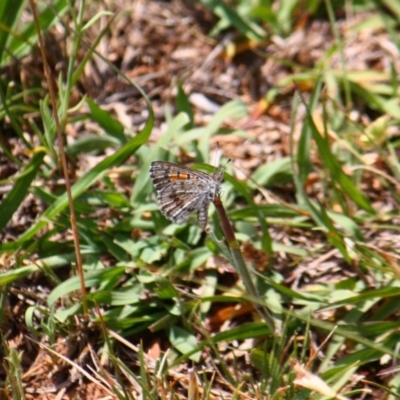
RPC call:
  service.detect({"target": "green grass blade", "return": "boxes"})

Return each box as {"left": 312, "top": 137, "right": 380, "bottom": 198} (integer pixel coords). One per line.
{"left": 0, "top": 0, "right": 27, "bottom": 63}
{"left": 2, "top": 0, "right": 69, "bottom": 65}
{"left": 48, "top": 267, "right": 126, "bottom": 307}
{"left": 223, "top": 170, "right": 273, "bottom": 253}
{"left": 308, "top": 112, "right": 375, "bottom": 213}
{"left": 87, "top": 98, "right": 126, "bottom": 144}
{"left": 0, "top": 150, "right": 45, "bottom": 232}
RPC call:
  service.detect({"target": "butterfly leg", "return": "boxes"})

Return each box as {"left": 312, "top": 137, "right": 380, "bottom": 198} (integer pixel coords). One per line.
{"left": 197, "top": 201, "right": 210, "bottom": 231}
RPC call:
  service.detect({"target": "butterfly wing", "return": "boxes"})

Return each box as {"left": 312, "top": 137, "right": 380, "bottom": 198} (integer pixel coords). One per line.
{"left": 150, "top": 161, "right": 210, "bottom": 189}
{"left": 149, "top": 161, "right": 219, "bottom": 229}
{"left": 157, "top": 185, "right": 209, "bottom": 224}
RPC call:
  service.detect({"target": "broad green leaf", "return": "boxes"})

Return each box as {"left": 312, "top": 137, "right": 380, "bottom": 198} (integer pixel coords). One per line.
{"left": 169, "top": 326, "right": 201, "bottom": 362}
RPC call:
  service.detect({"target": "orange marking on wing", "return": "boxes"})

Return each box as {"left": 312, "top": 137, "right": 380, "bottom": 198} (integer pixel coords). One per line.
{"left": 169, "top": 172, "right": 190, "bottom": 181}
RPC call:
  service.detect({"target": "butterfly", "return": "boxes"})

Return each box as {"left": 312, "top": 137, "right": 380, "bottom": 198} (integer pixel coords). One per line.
{"left": 149, "top": 161, "right": 224, "bottom": 230}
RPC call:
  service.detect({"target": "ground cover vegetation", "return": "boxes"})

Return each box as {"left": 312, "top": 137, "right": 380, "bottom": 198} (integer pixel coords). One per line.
{"left": 0, "top": 0, "right": 400, "bottom": 398}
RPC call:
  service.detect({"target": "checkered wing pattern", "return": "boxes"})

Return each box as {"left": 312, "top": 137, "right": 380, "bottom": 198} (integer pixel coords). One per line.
{"left": 149, "top": 161, "right": 223, "bottom": 230}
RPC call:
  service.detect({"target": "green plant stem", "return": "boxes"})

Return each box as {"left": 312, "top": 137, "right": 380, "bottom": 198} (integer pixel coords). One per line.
{"left": 213, "top": 195, "right": 277, "bottom": 334}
